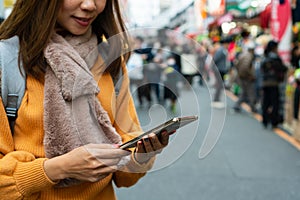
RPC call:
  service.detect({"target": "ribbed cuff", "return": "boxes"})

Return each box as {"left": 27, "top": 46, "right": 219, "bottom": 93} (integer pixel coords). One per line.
{"left": 14, "top": 158, "right": 55, "bottom": 196}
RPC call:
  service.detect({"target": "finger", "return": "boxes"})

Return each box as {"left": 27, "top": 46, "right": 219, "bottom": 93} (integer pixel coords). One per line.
{"left": 87, "top": 147, "right": 131, "bottom": 159}
{"left": 86, "top": 143, "right": 119, "bottom": 149}
{"left": 95, "top": 158, "right": 121, "bottom": 168}
{"left": 159, "top": 131, "right": 170, "bottom": 146}
{"left": 142, "top": 136, "right": 154, "bottom": 153}
{"left": 134, "top": 141, "right": 154, "bottom": 164}
{"left": 135, "top": 140, "right": 146, "bottom": 153}
{"left": 98, "top": 165, "right": 118, "bottom": 173}
{"left": 148, "top": 133, "right": 163, "bottom": 151}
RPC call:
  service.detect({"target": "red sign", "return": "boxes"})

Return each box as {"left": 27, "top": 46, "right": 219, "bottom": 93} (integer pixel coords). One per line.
{"left": 270, "top": 0, "right": 291, "bottom": 41}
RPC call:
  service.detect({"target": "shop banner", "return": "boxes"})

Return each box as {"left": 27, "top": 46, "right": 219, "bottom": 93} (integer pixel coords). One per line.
{"left": 270, "top": 0, "right": 291, "bottom": 41}
{"left": 271, "top": 0, "right": 292, "bottom": 64}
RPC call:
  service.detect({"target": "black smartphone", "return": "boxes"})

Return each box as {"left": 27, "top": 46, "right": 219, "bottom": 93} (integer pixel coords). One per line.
{"left": 119, "top": 115, "right": 198, "bottom": 149}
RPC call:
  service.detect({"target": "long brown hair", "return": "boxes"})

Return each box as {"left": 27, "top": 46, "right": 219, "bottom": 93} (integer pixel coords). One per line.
{"left": 93, "top": 0, "right": 130, "bottom": 78}
{"left": 0, "top": 0, "right": 129, "bottom": 80}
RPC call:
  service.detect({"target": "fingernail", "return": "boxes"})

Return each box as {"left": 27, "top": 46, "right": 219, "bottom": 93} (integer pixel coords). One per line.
{"left": 112, "top": 144, "right": 120, "bottom": 148}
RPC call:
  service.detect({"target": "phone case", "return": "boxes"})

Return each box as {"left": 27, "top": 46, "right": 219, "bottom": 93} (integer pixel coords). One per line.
{"left": 120, "top": 115, "right": 198, "bottom": 149}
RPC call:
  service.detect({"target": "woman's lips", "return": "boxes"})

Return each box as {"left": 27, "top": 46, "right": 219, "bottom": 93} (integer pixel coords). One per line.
{"left": 73, "top": 16, "right": 92, "bottom": 27}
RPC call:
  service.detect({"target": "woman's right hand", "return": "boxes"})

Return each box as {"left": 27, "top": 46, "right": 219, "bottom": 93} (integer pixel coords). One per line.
{"left": 44, "top": 144, "right": 130, "bottom": 183}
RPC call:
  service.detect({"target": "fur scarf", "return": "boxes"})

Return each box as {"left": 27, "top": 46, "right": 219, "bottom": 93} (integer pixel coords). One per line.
{"left": 43, "top": 29, "right": 128, "bottom": 187}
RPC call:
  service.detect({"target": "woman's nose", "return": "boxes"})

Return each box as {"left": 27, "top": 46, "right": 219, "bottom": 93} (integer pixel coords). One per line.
{"left": 81, "top": 0, "right": 97, "bottom": 11}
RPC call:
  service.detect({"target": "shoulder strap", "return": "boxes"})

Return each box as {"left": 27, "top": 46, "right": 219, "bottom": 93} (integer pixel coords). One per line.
{"left": 0, "top": 36, "right": 26, "bottom": 133}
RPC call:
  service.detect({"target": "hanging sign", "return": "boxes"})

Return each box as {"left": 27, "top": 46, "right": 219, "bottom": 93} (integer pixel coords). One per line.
{"left": 270, "top": 0, "right": 291, "bottom": 41}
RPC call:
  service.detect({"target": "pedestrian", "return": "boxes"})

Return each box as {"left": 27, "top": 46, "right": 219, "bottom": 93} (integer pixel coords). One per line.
{"left": 126, "top": 40, "right": 149, "bottom": 107}
{"left": 293, "top": 68, "right": 300, "bottom": 120}
{"left": 163, "top": 56, "right": 180, "bottom": 113}
{"left": 0, "top": 0, "right": 173, "bottom": 199}
{"left": 214, "top": 38, "right": 231, "bottom": 81}
{"left": 196, "top": 44, "right": 207, "bottom": 86}
{"left": 211, "top": 38, "right": 231, "bottom": 108}
{"left": 132, "top": 37, "right": 153, "bottom": 107}
{"left": 126, "top": 51, "right": 147, "bottom": 106}
{"left": 143, "top": 56, "right": 164, "bottom": 103}
{"left": 233, "top": 42, "right": 257, "bottom": 113}
{"left": 260, "top": 40, "right": 288, "bottom": 128}
{"left": 291, "top": 44, "right": 300, "bottom": 69}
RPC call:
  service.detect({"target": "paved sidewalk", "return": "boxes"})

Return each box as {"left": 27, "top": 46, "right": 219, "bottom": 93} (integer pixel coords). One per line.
{"left": 226, "top": 90, "right": 300, "bottom": 151}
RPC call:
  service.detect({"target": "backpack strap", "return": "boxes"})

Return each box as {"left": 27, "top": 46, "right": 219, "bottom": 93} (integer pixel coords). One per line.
{"left": 0, "top": 36, "right": 26, "bottom": 133}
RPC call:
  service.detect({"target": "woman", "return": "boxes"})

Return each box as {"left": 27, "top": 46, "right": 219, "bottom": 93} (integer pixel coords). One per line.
{"left": 0, "top": 0, "right": 171, "bottom": 199}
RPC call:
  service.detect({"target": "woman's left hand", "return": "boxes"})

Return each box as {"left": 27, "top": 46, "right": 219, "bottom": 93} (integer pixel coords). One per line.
{"left": 134, "top": 131, "right": 175, "bottom": 164}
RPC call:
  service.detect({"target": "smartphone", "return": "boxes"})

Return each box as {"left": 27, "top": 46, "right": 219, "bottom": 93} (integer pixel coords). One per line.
{"left": 119, "top": 115, "right": 198, "bottom": 149}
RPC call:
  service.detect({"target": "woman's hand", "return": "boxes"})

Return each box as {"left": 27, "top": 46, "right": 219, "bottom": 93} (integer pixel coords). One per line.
{"left": 134, "top": 131, "right": 175, "bottom": 164}
{"left": 44, "top": 144, "right": 130, "bottom": 183}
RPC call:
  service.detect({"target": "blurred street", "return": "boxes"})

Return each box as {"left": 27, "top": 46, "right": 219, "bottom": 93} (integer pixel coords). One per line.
{"left": 116, "top": 80, "right": 300, "bottom": 200}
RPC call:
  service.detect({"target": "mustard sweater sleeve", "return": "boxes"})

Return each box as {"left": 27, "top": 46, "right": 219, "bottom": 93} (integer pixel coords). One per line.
{"left": 0, "top": 98, "right": 55, "bottom": 199}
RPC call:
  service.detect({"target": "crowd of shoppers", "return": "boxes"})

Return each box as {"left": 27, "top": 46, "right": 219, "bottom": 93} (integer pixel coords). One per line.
{"left": 126, "top": 28, "right": 300, "bottom": 132}
{"left": 126, "top": 38, "right": 181, "bottom": 113}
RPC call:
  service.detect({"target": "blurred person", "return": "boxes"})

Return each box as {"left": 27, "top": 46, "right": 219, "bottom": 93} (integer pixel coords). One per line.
{"left": 291, "top": 44, "right": 300, "bottom": 69}
{"left": 181, "top": 48, "right": 198, "bottom": 86}
{"left": 233, "top": 42, "right": 257, "bottom": 113}
{"left": 129, "top": 37, "right": 153, "bottom": 107}
{"left": 0, "top": 0, "right": 174, "bottom": 199}
{"left": 253, "top": 51, "right": 264, "bottom": 109}
{"left": 143, "top": 56, "right": 164, "bottom": 103}
{"left": 204, "top": 44, "right": 216, "bottom": 86}
{"left": 293, "top": 68, "right": 300, "bottom": 120}
{"left": 196, "top": 44, "right": 207, "bottom": 86}
{"left": 211, "top": 38, "right": 231, "bottom": 108}
{"left": 152, "top": 48, "right": 164, "bottom": 62}
{"left": 134, "top": 36, "right": 154, "bottom": 63}
{"left": 261, "top": 40, "right": 288, "bottom": 128}
{"left": 170, "top": 45, "right": 182, "bottom": 74}
{"left": 163, "top": 56, "right": 180, "bottom": 113}
{"left": 126, "top": 50, "right": 146, "bottom": 106}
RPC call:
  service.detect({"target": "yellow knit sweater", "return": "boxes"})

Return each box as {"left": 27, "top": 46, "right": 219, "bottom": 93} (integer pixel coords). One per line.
{"left": 0, "top": 67, "right": 153, "bottom": 199}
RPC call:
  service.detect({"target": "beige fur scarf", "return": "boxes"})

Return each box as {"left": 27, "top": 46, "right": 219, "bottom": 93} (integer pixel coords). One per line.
{"left": 43, "top": 30, "right": 128, "bottom": 187}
